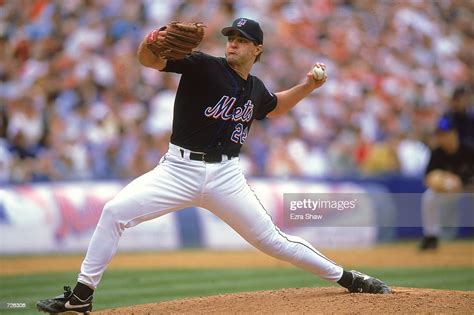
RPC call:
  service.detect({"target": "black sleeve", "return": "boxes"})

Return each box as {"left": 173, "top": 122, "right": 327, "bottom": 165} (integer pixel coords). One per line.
{"left": 161, "top": 51, "right": 208, "bottom": 74}
{"left": 424, "top": 149, "right": 444, "bottom": 176}
{"left": 255, "top": 81, "right": 277, "bottom": 120}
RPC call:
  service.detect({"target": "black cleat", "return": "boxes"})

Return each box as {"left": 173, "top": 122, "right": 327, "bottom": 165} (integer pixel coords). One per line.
{"left": 347, "top": 270, "right": 391, "bottom": 294}
{"left": 36, "top": 286, "right": 92, "bottom": 314}
{"left": 419, "top": 236, "right": 439, "bottom": 251}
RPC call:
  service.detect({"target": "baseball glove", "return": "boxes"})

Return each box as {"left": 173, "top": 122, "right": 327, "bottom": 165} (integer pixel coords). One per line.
{"left": 425, "top": 170, "right": 462, "bottom": 192}
{"left": 145, "top": 21, "right": 206, "bottom": 60}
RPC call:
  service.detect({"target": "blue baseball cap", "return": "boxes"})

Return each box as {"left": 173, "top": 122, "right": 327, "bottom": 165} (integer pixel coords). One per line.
{"left": 436, "top": 116, "right": 455, "bottom": 133}
{"left": 221, "top": 18, "right": 263, "bottom": 44}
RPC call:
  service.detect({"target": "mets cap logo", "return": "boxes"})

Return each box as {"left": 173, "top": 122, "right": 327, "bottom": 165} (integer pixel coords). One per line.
{"left": 237, "top": 18, "right": 247, "bottom": 27}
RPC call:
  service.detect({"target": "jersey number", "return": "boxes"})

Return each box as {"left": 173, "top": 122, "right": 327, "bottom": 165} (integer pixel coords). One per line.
{"left": 231, "top": 123, "right": 248, "bottom": 144}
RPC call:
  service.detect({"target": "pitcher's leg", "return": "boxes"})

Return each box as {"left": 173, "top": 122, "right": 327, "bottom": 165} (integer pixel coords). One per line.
{"left": 79, "top": 157, "right": 201, "bottom": 288}
{"left": 201, "top": 167, "right": 342, "bottom": 281}
{"left": 202, "top": 170, "right": 390, "bottom": 293}
{"left": 36, "top": 151, "right": 207, "bottom": 314}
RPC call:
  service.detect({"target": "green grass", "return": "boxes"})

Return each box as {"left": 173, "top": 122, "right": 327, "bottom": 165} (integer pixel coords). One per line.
{"left": 1, "top": 267, "right": 472, "bottom": 314}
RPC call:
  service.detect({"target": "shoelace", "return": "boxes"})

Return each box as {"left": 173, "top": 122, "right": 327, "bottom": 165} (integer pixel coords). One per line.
{"left": 63, "top": 286, "right": 73, "bottom": 298}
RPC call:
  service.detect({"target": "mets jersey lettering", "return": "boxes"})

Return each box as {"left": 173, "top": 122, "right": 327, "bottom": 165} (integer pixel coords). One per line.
{"left": 204, "top": 96, "right": 254, "bottom": 123}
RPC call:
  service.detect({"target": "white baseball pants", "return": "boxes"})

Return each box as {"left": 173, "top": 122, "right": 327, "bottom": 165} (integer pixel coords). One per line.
{"left": 78, "top": 143, "right": 343, "bottom": 289}
{"left": 421, "top": 188, "right": 460, "bottom": 238}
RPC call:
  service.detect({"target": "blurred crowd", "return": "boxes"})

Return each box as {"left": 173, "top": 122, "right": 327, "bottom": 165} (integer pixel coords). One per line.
{"left": 1, "top": 0, "right": 472, "bottom": 184}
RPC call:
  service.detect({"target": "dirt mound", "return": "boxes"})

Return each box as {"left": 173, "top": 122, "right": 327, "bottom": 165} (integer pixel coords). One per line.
{"left": 94, "top": 287, "right": 474, "bottom": 314}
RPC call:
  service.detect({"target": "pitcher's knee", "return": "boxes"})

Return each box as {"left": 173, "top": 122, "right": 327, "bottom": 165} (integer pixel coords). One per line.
{"left": 99, "top": 199, "right": 127, "bottom": 228}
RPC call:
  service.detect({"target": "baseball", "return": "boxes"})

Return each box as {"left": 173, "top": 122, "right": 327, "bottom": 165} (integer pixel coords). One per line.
{"left": 312, "top": 65, "right": 327, "bottom": 81}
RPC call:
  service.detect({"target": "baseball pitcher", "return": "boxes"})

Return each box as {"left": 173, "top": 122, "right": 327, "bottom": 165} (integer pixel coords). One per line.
{"left": 37, "top": 18, "right": 390, "bottom": 314}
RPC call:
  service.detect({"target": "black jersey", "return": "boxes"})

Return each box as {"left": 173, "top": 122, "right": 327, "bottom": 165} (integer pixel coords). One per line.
{"left": 162, "top": 52, "right": 277, "bottom": 156}
{"left": 425, "top": 145, "right": 474, "bottom": 187}
{"left": 442, "top": 110, "right": 474, "bottom": 150}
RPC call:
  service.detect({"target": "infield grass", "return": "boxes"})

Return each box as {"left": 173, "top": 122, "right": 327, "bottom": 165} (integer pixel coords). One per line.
{"left": 1, "top": 267, "right": 473, "bottom": 314}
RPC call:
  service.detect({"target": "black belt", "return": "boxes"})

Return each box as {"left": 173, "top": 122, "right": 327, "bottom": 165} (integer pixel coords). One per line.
{"left": 180, "top": 149, "right": 236, "bottom": 163}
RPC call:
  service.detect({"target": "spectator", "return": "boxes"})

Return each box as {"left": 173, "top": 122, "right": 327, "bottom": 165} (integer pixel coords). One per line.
{"left": 360, "top": 135, "right": 401, "bottom": 176}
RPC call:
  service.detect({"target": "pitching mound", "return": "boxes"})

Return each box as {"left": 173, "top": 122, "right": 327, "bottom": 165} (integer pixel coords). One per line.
{"left": 94, "top": 287, "right": 474, "bottom": 314}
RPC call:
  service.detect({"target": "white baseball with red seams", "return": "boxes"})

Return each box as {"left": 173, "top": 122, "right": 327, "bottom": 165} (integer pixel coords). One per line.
{"left": 312, "top": 65, "right": 327, "bottom": 81}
